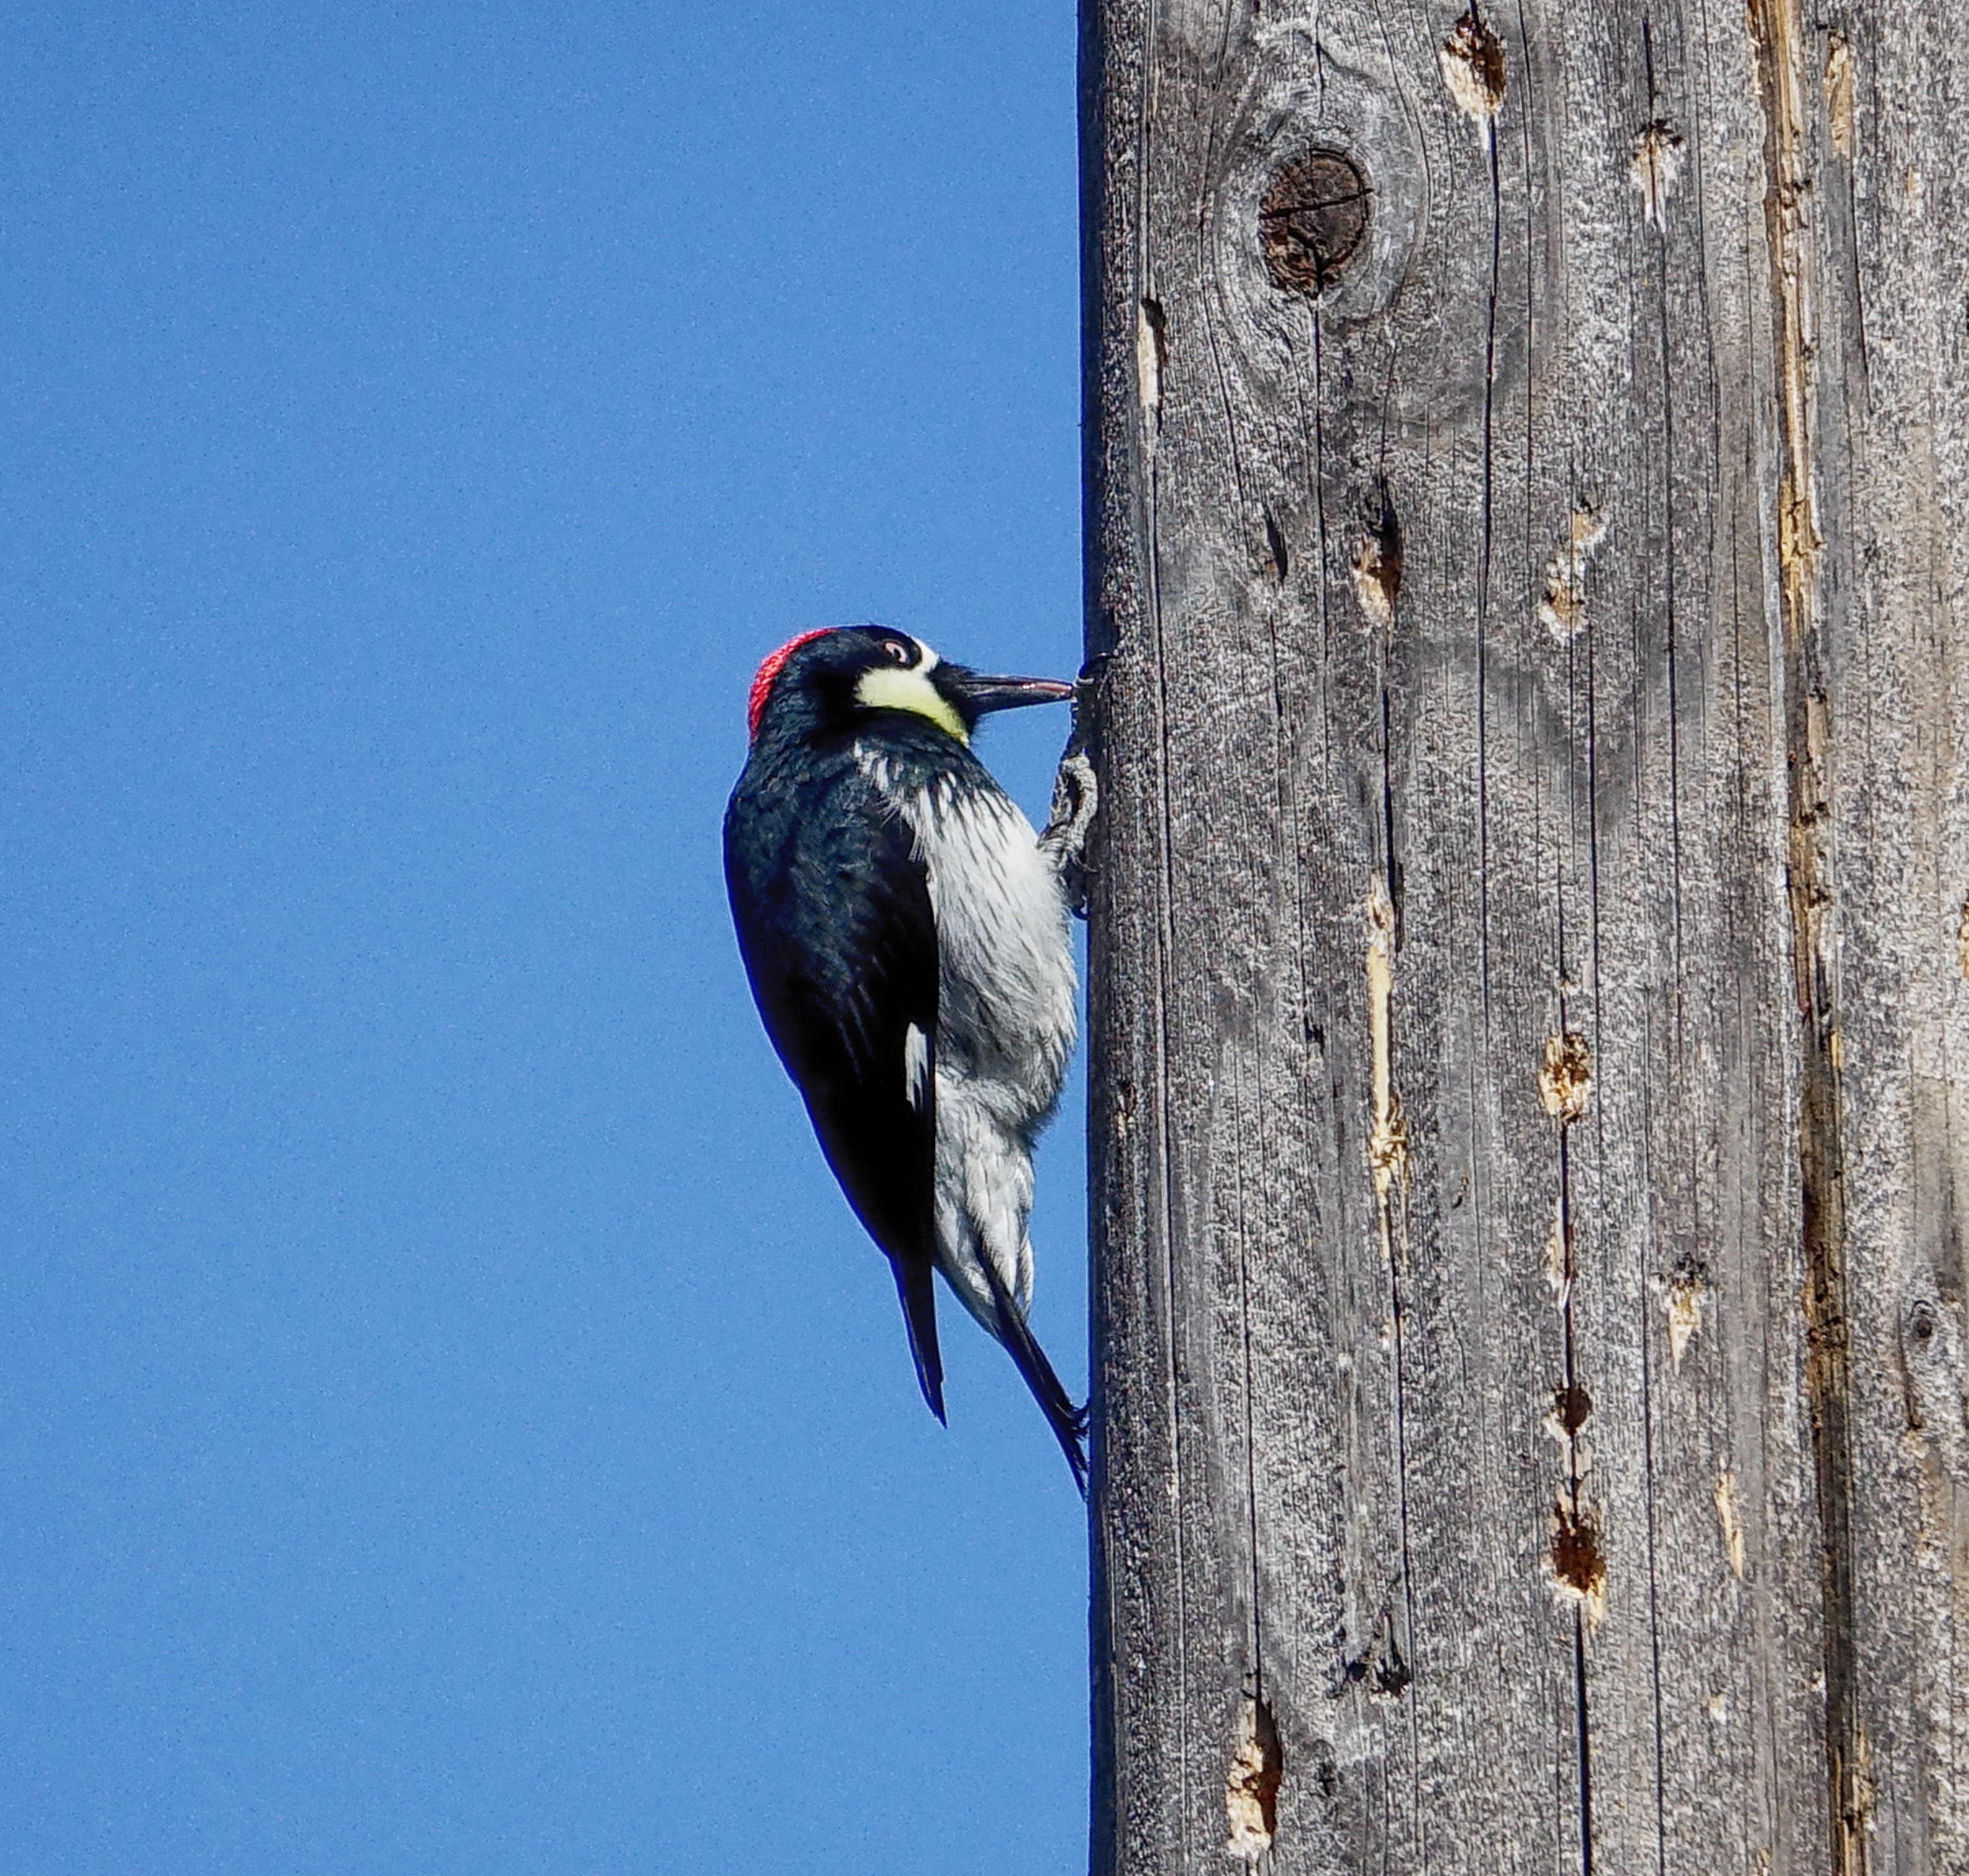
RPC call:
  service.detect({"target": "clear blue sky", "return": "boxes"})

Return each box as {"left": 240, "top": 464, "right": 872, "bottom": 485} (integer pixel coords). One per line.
{"left": 1, "top": 4, "right": 1088, "bottom": 1869}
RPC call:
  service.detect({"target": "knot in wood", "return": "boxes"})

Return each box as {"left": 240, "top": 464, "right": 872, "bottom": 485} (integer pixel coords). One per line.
{"left": 1260, "top": 150, "right": 1370, "bottom": 293}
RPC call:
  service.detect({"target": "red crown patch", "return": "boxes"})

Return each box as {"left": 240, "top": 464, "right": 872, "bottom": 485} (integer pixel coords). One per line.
{"left": 746, "top": 628, "right": 834, "bottom": 740}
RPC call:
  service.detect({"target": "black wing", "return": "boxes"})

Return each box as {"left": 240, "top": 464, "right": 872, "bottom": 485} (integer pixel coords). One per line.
{"left": 724, "top": 751, "right": 945, "bottom": 1419}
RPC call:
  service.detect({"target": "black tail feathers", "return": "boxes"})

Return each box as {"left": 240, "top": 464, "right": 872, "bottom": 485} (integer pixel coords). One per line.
{"left": 980, "top": 1259, "right": 1089, "bottom": 1498}
{"left": 891, "top": 1256, "right": 947, "bottom": 1425}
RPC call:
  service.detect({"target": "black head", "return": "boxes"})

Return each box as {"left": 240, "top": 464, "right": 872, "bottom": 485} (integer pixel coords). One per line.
{"left": 745, "top": 626, "right": 1072, "bottom": 746}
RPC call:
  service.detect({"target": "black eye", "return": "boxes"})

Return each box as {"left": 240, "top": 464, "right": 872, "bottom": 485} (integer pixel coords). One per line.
{"left": 882, "top": 639, "right": 912, "bottom": 665}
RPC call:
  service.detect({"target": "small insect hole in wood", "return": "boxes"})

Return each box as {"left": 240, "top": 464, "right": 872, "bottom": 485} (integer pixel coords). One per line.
{"left": 1539, "top": 506, "right": 1607, "bottom": 641}
{"left": 1350, "top": 483, "right": 1403, "bottom": 628}
{"left": 1668, "top": 1262, "right": 1709, "bottom": 1369}
{"left": 1135, "top": 297, "right": 1168, "bottom": 420}
{"left": 1439, "top": 5, "right": 1506, "bottom": 122}
{"left": 1549, "top": 1498, "right": 1607, "bottom": 1626}
{"left": 1629, "top": 121, "right": 1686, "bottom": 226}
{"left": 1539, "top": 1031, "right": 1593, "bottom": 1125}
{"left": 1259, "top": 148, "right": 1370, "bottom": 294}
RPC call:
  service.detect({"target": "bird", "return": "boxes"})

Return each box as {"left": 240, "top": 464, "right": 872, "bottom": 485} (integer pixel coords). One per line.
{"left": 724, "top": 624, "right": 1092, "bottom": 1493}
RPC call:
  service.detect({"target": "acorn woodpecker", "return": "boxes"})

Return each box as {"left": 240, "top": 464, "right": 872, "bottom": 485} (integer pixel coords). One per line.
{"left": 724, "top": 625, "right": 1091, "bottom": 1492}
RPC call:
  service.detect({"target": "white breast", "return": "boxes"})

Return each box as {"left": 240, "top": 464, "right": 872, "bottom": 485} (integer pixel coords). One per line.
{"left": 921, "top": 784, "right": 1076, "bottom": 1102}
{"left": 858, "top": 752, "right": 1076, "bottom": 1126}
{"left": 857, "top": 747, "right": 1077, "bottom": 1325}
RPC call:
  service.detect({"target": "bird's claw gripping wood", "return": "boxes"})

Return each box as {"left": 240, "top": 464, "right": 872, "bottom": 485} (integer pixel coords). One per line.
{"left": 1040, "top": 748, "right": 1098, "bottom": 919}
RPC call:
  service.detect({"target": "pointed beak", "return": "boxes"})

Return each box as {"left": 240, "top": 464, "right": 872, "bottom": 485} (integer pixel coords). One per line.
{"left": 942, "top": 668, "right": 1077, "bottom": 715}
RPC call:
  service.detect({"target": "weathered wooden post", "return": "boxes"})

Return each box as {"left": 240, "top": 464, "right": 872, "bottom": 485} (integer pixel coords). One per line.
{"left": 1081, "top": 0, "right": 1969, "bottom": 1869}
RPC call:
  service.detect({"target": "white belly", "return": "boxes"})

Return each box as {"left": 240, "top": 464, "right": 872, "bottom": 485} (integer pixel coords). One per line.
{"left": 900, "top": 774, "right": 1077, "bottom": 1323}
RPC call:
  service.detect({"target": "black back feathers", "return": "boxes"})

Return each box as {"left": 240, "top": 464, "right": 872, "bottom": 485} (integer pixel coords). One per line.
{"left": 724, "top": 725, "right": 947, "bottom": 1420}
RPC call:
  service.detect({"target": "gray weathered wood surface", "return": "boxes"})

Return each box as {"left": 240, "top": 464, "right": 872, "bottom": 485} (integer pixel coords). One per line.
{"left": 1080, "top": 0, "right": 1969, "bottom": 1870}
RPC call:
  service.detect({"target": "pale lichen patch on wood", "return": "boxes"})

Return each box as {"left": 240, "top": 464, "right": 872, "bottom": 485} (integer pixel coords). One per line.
{"left": 1224, "top": 1694, "right": 1282, "bottom": 1858}
{"left": 1538, "top": 508, "right": 1609, "bottom": 641}
{"left": 1539, "top": 1031, "right": 1594, "bottom": 1125}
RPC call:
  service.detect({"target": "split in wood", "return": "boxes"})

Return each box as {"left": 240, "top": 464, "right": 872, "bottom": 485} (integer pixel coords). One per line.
{"left": 1365, "top": 881, "right": 1407, "bottom": 1200}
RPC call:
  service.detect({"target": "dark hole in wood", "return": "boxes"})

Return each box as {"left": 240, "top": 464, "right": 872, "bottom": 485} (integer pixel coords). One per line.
{"left": 1554, "top": 1382, "right": 1594, "bottom": 1432}
{"left": 1552, "top": 1504, "right": 1604, "bottom": 1595}
{"left": 1375, "top": 1635, "right": 1412, "bottom": 1696}
{"left": 1260, "top": 149, "right": 1370, "bottom": 293}
{"left": 1263, "top": 507, "right": 1289, "bottom": 581}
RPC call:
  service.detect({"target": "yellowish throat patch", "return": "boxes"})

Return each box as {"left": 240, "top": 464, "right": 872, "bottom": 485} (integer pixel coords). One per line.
{"left": 855, "top": 666, "right": 968, "bottom": 743}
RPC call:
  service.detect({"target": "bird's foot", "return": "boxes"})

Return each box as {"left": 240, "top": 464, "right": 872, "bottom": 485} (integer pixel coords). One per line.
{"left": 1040, "top": 751, "right": 1098, "bottom": 915}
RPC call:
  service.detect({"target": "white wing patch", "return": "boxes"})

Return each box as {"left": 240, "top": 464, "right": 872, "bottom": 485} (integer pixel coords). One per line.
{"left": 904, "top": 1022, "right": 931, "bottom": 1110}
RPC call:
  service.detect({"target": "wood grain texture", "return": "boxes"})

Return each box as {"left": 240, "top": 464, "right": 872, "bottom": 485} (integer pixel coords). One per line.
{"left": 1079, "top": 0, "right": 1969, "bottom": 1869}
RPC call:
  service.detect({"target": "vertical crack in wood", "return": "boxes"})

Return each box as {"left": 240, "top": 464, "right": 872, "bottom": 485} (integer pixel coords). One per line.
{"left": 1366, "top": 882, "right": 1407, "bottom": 1218}
{"left": 1373, "top": 574, "right": 1416, "bottom": 1665}
{"left": 1473, "top": 2, "right": 1504, "bottom": 1021}
{"left": 1552, "top": 1021, "right": 1599, "bottom": 1873}
{"left": 1747, "top": 0, "right": 1865, "bottom": 1868}
{"left": 1636, "top": 26, "right": 1681, "bottom": 1860}
{"left": 1368, "top": 674, "right": 1418, "bottom": 1705}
